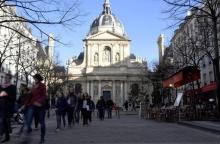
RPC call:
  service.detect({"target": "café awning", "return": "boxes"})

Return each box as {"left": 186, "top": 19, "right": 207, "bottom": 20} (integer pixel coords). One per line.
{"left": 201, "top": 82, "right": 217, "bottom": 93}
{"left": 163, "top": 66, "right": 200, "bottom": 88}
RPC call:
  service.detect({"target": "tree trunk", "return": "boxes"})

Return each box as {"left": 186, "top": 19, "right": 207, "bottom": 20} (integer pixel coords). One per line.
{"left": 25, "top": 73, "right": 29, "bottom": 86}
{"left": 212, "top": 18, "right": 220, "bottom": 119}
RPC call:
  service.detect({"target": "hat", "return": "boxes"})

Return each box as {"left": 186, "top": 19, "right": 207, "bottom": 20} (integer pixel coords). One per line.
{"left": 33, "top": 74, "right": 43, "bottom": 81}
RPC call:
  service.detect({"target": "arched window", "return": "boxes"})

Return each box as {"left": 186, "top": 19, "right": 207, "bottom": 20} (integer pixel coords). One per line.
{"left": 115, "top": 53, "right": 120, "bottom": 62}
{"left": 94, "top": 53, "right": 99, "bottom": 62}
{"left": 103, "top": 46, "right": 111, "bottom": 62}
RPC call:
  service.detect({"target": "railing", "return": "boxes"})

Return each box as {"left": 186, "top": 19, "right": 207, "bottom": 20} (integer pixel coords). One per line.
{"left": 145, "top": 104, "right": 218, "bottom": 122}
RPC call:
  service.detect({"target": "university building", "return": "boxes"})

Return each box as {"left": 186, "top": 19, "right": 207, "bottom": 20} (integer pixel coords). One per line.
{"left": 67, "top": 0, "right": 153, "bottom": 105}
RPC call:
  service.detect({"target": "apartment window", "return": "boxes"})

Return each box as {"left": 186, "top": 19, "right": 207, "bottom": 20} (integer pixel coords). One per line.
{"left": 203, "top": 73, "right": 207, "bottom": 85}
{"left": 0, "top": 76, "right": 3, "bottom": 84}
{"left": 202, "top": 57, "right": 206, "bottom": 67}
{"left": 209, "top": 71, "right": 214, "bottom": 83}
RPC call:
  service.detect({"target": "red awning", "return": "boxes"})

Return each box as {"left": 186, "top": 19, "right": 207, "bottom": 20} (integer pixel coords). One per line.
{"left": 162, "top": 66, "right": 200, "bottom": 88}
{"left": 201, "top": 82, "right": 217, "bottom": 93}
{"left": 184, "top": 88, "right": 201, "bottom": 96}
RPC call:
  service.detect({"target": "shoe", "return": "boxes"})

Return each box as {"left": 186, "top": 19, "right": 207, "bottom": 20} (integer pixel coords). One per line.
{"left": 55, "top": 128, "right": 60, "bottom": 132}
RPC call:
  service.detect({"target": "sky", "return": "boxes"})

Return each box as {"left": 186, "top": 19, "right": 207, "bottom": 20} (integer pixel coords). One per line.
{"left": 42, "top": 0, "right": 175, "bottom": 68}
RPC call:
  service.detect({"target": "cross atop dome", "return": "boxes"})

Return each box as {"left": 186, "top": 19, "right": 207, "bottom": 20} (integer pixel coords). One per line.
{"left": 103, "top": 0, "right": 111, "bottom": 14}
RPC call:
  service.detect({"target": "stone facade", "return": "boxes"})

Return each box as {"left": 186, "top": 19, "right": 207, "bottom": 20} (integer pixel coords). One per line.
{"left": 67, "top": 0, "right": 153, "bottom": 106}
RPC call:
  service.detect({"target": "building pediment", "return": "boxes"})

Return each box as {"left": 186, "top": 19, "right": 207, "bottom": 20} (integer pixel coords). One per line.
{"left": 84, "top": 31, "right": 130, "bottom": 41}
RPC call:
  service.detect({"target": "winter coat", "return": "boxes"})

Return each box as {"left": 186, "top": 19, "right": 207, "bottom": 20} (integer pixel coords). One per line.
{"left": 96, "top": 99, "right": 106, "bottom": 110}
{"left": 55, "top": 96, "right": 68, "bottom": 114}
{"left": 1, "top": 85, "right": 16, "bottom": 117}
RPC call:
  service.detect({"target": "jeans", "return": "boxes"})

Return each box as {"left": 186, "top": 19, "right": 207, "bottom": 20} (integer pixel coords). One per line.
{"left": 56, "top": 111, "right": 66, "bottom": 129}
{"left": 75, "top": 109, "right": 80, "bottom": 123}
{"left": 107, "top": 108, "right": 112, "bottom": 118}
{"left": 26, "top": 106, "right": 46, "bottom": 141}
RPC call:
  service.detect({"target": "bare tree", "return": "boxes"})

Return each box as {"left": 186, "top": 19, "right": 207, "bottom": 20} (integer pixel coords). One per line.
{"left": 163, "top": 0, "right": 220, "bottom": 117}
{"left": 17, "top": 45, "right": 38, "bottom": 85}
{"left": 0, "top": 0, "right": 83, "bottom": 42}
{"left": 0, "top": 30, "right": 19, "bottom": 69}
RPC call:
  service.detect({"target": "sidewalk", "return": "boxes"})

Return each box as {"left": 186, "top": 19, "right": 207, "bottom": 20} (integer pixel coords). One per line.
{"left": 178, "top": 121, "right": 220, "bottom": 134}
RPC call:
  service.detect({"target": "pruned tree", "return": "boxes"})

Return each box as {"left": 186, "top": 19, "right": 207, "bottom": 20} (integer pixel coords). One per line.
{"left": 150, "top": 61, "right": 175, "bottom": 106}
{"left": 163, "top": 0, "right": 220, "bottom": 117}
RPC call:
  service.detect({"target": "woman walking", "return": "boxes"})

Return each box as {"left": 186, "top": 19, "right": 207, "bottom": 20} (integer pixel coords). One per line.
{"left": 55, "top": 93, "right": 68, "bottom": 131}
{"left": 21, "top": 74, "right": 47, "bottom": 144}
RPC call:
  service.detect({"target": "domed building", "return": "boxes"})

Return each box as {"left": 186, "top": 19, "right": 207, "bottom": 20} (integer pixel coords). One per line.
{"left": 67, "top": 0, "right": 153, "bottom": 105}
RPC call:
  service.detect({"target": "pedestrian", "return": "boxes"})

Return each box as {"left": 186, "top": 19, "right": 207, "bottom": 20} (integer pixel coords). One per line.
{"left": 0, "top": 87, "right": 6, "bottom": 142}
{"left": 106, "top": 99, "right": 114, "bottom": 119}
{"left": 0, "top": 73, "right": 16, "bottom": 143}
{"left": 75, "top": 93, "right": 82, "bottom": 123}
{"left": 131, "top": 101, "right": 136, "bottom": 111}
{"left": 81, "top": 94, "right": 89, "bottom": 125}
{"left": 66, "top": 92, "right": 77, "bottom": 127}
{"left": 123, "top": 100, "right": 128, "bottom": 111}
{"left": 20, "top": 74, "right": 47, "bottom": 144}
{"left": 96, "top": 96, "right": 106, "bottom": 121}
{"left": 87, "top": 96, "right": 95, "bottom": 122}
{"left": 55, "top": 92, "right": 68, "bottom": 131}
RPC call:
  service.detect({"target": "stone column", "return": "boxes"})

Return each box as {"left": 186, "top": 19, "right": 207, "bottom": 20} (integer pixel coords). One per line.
{"left": 91, "top": 81, "right": 94, "bottom": 98}
{"left": 87, "top": 81, "right": 90, "bottom": 94}
{"left": 124, "top": 81, "right": 128, "bottom": 102}
{"left": 120, "top": 81, "right": 123, "bottom": 106}
{"left": 98, "top": 80, "right": 102, "bottom": 98}
{"left": 112, "top": 80, "right": 116, "bottom": 102}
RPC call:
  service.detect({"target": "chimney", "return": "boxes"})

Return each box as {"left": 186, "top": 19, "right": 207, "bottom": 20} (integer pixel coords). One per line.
{"left": 157, "top": 34, "right": 165, "bottom": 64}
{"left": 48, "top": 33, "right": 54, "bottom": 59}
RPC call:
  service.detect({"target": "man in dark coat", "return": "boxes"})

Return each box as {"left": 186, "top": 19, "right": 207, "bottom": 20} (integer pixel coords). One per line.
{"left": 0, "top": 92, "right": 6, "bottom": 140}
{"left": 0, "top": 73, "right": 16, "bottom": 143}
{"left": 96, "top": 96, "right": 106, "bottom": 120}
{"left": 106, "top": 99, "right": 114, "bottom": 119}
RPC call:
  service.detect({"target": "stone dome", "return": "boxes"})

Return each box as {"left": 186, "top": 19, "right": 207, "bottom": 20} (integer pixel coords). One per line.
{"left": 89, "top": 0, "right": 126, "bottom": 36}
